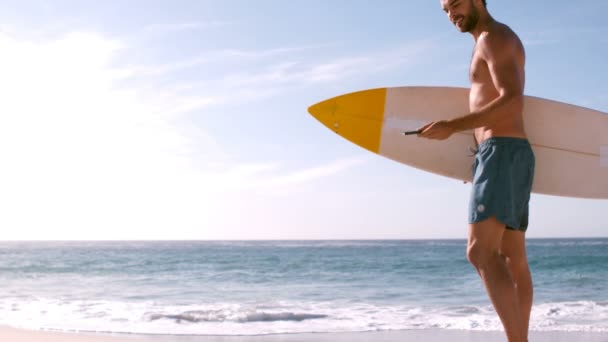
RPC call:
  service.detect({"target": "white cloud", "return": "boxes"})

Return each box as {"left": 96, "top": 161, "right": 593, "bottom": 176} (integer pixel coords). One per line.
{"left": 144, "top": 21, "right": 229, "bottom": 34}
{"left": 216, "top": 40, "right": 433, "bottom": 88}
{"left": 0, "top": 31, "right": 223, "bottom": 239}
{"left": 261, "top": 158, "right": 367, "bottom": 188}
{"left": 128, "top": 46, "right": 327, "bottom": 78}
{"left": 0, "top": 31, "right": 368, "bottom": 240}
{"left": 143, "top": 40, "right": 434, "bottom": 108}
{"left": 220, "top": 157, "right": 368, "bottom": 195}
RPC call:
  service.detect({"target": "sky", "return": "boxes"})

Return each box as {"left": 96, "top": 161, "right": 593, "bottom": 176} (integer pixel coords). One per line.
{"left": 0, "top": 0, "right": 606, "bottom": 240}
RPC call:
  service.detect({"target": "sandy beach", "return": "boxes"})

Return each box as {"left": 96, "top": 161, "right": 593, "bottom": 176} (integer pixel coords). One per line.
{"left": 2, "top": 327, "right": 608, "bottom": 342}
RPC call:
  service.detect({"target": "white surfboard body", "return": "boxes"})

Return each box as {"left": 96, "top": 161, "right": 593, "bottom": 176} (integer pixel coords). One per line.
{"left": 308, "top": 86, "right": 608, "bottom": 199}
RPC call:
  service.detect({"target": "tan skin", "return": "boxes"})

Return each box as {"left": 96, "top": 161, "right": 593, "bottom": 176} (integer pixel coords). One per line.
{"left": 420, "top": 0, "right": 526, "bottom": 142}
{"left": 420, "top": 1, "right": 533, "bottom": 342}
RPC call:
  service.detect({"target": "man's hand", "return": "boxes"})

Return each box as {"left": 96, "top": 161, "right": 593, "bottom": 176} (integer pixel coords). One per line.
{"left": 417, "top": 120, "right": 455, "bottom": 140}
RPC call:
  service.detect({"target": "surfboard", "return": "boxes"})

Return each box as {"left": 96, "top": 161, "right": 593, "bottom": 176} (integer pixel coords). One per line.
{"left": 308, "top": 87, "right": 608, "bottom": 199}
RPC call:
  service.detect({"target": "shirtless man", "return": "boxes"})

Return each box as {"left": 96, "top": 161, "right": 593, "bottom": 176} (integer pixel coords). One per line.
{"left": 419, "top": 1, "right": 535, "bottom": 341}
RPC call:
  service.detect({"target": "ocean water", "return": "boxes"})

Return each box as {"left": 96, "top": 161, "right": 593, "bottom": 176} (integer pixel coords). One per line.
{"left": 0, "top": 239, "right": 607, "bottom": 336}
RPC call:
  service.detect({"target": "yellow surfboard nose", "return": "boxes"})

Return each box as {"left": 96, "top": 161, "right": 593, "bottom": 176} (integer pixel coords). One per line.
{"left": 308, "top": 88, "right": 386, "bottom": 153}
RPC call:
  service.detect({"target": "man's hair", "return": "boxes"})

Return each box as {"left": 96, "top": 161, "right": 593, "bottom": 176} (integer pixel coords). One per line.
{"left": 482, "top": 0, "right": 487, "bottom": 6}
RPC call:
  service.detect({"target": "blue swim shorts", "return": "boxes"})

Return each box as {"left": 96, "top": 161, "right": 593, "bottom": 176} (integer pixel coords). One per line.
{"left": 469, "top": 137, "right": 535, "bottom": 231}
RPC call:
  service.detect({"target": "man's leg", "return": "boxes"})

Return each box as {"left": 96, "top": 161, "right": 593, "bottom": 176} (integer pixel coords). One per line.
{"left": 501, "top": 229, "right": 533, "bottom": 340}
{"left": 467, "top": 216, "right": 524, "bottom": 342}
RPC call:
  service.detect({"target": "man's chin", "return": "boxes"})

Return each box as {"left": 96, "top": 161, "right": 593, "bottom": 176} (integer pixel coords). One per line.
{"left": 455, "top": 24, "right": 471, "bottom": 33}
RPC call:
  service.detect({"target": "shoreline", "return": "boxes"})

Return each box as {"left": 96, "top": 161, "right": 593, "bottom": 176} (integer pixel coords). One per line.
{"left": 2, "top": 326, "right": 608, "bottom": 342}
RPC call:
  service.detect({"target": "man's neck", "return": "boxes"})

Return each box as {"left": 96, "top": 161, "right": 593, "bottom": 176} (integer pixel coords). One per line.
{"left": 470, "top": 13, "right": 494, "bottom": 41}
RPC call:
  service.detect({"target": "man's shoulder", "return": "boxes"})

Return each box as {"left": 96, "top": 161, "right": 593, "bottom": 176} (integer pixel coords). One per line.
{"left": 478, "top": 22, "right": 523, "bottom": 55}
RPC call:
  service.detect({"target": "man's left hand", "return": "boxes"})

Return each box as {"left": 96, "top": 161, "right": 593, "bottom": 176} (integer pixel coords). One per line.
{"left": 418, "top": 120, "right": 455, "bottom": 140}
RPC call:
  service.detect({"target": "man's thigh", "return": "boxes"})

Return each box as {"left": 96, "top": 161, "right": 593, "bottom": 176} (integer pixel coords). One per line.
{"left": 500, "top": 229, "right": 528, "bottom": 265}
{"left": 468, "top": 216, "right": 507, "bottom": 252}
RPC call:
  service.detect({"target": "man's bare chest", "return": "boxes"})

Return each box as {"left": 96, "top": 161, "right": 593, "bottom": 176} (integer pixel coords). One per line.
{"left": 469, "top": 51, "right": 490, "bottom": 83}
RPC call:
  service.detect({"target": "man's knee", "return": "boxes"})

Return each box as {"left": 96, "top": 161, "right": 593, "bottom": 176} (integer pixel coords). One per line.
{"left": 467, "top": 241, "right": 502, "bottom": 270}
